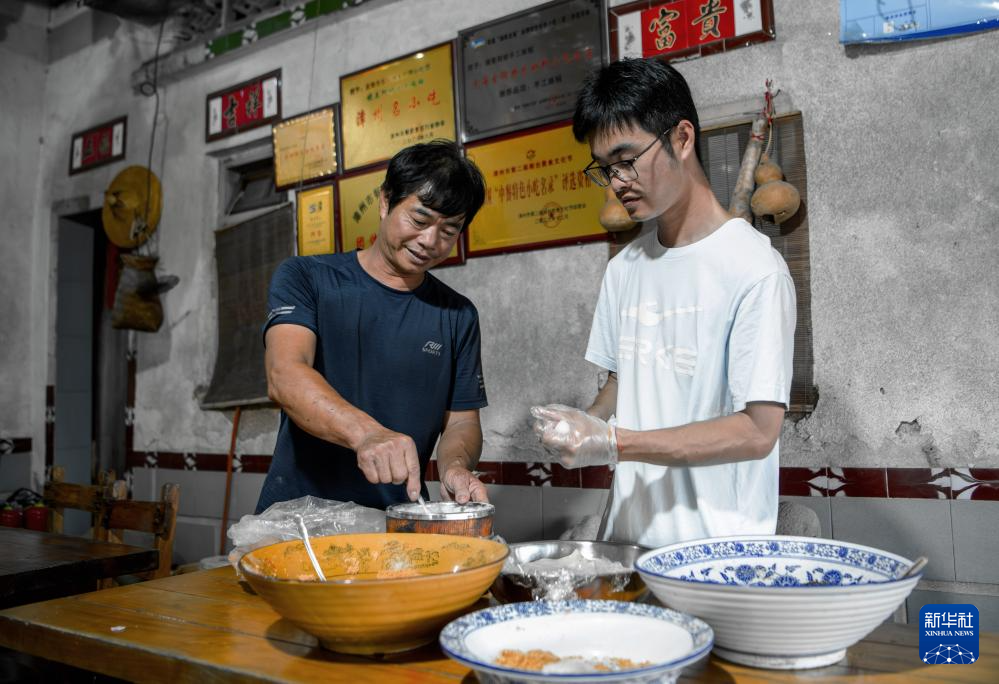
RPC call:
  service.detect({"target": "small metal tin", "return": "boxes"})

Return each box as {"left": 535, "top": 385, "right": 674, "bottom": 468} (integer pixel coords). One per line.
{"left": 385, "top": 501, "right": 495, "bottom": 537}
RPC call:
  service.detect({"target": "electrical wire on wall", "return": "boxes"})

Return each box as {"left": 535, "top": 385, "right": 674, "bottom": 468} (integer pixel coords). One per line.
{"left": 136, "top": 12, "right": 167, "bottom": 259}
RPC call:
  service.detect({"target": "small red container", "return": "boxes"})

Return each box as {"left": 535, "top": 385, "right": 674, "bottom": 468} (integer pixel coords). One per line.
{"left": 0, "top": 507, "right": 22, "bottom": 528}
{"left": 23, "top": 504, "right": 49, "bottom": 531}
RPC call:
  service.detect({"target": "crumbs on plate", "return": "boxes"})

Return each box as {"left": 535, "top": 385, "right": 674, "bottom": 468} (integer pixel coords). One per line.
{"left": 494, "top": 649, "right": 651, "bottom": 673}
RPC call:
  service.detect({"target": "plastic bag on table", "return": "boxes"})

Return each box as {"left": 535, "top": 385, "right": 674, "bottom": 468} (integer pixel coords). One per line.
{"left": 226, "top": 495, "right": 386, "bottom": 572}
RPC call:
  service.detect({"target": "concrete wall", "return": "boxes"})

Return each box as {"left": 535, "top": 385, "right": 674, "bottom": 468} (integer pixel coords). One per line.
{"left": 0, "top": 1, "right": 48, "bottom": 490}
{"left": 732, "top": 3, "right": 999, "bottom": 468}
{"left": 1, "top": 0, "right": 998, "bottom": 493}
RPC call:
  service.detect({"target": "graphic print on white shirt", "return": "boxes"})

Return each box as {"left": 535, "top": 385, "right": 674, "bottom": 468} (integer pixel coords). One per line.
{"left": 619, "top": 302, "right": 702, "bottom": 376}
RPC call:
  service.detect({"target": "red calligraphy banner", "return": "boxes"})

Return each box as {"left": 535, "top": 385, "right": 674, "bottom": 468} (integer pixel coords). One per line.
{"left": 641, "top": 2, "right": 688, "bottom": 55}
{"left": 69, "top": 116, "right": 126, "bottom": 175}
{"left": 610, "top": 0, "right": 773, "bottom": 62}
{"left": 206, "top": 70, "right": 281, "bottom": 142}
{"left": 641, "top": 0, "right": 736, "bottom": 57}
{"left": 688, "top": 0, "right": 735, "bottom": 46}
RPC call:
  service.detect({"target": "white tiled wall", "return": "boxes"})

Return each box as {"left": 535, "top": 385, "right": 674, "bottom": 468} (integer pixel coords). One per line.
{"left": 908, "top": 589, "right": 999, "bottom": 632}
{"left": 952, "top": 501, "right": 999, "bottom": 584}
{"left": 829, "top": 497, "right": 956, "bottom": 581}
{"left": 783, "top": 494, "right": 999, "bottom": 629}
{"left": 486, "top": 485, "right": 543, "bottom": 543}
{"left": 541, "top": 487, "right": 607, "bottom": 539}
{"left": 130, "top": 467, "right": 264, "bottom": 559}
{"left": 173, "top": 518, "right": 223, "bottom": 566}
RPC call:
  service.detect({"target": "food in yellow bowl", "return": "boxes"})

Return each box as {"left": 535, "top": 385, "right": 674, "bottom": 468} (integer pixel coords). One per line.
{"left": 239, "top": 532, "right": 508, "bottom": 654}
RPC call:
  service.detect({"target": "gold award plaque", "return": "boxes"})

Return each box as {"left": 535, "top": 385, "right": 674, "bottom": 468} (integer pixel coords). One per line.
{"left": 297, "top": 184, "right": 336, "bottom": 256}
{"left": 465, "top": 122, "right": 606, "bottom": 255}
{"left": 340, "top": 43, "right": 457, "bottom": 171}
{"left": 273, "top": 107, "right": 337, "bottom": 190}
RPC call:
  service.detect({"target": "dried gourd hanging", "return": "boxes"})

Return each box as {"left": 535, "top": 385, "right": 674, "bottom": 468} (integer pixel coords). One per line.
{"left": 749, "top": 84, "right": 800, "bottom": 224}
{"left": 598, "top": 185, "right": 638, "bottom": 232}
{"left": 751, "top": 153, "right": 800, "bottom": 224}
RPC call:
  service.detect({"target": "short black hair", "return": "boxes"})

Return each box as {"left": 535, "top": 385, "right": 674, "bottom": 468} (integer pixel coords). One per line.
{"left": 381, "top": 140, "right": 486, "bottom": 231}
{"left": 572, "top": 58, "right": 700, "bottom": 161}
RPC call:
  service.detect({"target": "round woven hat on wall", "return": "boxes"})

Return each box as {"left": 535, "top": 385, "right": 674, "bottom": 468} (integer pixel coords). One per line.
{"left": 102, "top": 165, "right": 162, "bottom": 248}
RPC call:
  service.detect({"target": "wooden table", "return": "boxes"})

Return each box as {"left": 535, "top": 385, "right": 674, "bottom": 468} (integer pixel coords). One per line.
{"left": 0, "top": 526, "right": 159, "bottom": 609}
{"left": 0, "top": 566, "right": 995, "bottom": 682}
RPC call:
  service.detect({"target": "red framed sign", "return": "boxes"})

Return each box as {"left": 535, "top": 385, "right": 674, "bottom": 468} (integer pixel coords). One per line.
{"left": 609, "top": 0, "right": 774, "bottom": 62}
{"left": 69, "top": 116, "right": 126, "bottom": 175}
{"left": 205, "top": 70, "right": 282, "bottom": 142}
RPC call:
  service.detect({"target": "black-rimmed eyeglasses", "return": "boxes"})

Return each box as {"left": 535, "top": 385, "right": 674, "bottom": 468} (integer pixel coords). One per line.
{"left": 583, "top": 127, "right": 673, "bottom": 187}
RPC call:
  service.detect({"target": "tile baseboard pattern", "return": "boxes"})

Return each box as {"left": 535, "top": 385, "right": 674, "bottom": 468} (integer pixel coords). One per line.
{"left": 124, "top": 451, "right": 999, "bottom": 501}
{"left": 0, "top": 437, "right": 31, "bottom": 455}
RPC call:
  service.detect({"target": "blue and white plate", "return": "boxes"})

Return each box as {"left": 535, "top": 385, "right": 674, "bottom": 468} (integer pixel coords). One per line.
{"left": 439, "top": 600, "right": 713, "bottom": 683}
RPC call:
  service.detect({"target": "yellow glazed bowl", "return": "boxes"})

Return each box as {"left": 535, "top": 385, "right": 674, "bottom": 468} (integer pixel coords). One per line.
{"left": 239, "top": 532, "right": 508, "bottom": 655}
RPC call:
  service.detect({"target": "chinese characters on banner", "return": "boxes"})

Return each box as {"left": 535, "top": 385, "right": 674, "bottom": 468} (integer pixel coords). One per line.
{"left": 337, "top": 167, "right": 461, "bottom": 264}
{"left": 206, "top": 71, "right": 281, "bottom": 142}
{"left": 70, "top": 117, "right": 126, "bottom": 175}
{"left": 464, "top": 123, "right": 607, "bottom": 256}
{"left": 612, "top": 0, "right": 771, "bottom": 61}
{"left": 297, "top": 184, "right": 336, "bottom": 257}
{"left": 273, "top": 107, "right": 338, "bottom": 190}
{"left": 458, "top": 0, "right": 605, "bottom": 142}
{"left": 340, "top": 43, "right": 456, "bottom": 171}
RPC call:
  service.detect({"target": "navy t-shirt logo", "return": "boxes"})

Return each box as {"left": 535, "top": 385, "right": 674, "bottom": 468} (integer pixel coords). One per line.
{"left": 422, "top": 340, "right": 443, "bottom": 356}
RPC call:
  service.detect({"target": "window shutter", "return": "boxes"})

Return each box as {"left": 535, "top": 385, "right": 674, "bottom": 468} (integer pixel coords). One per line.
{"left": 202, "top": 204, "right": 295, "bottom": 408}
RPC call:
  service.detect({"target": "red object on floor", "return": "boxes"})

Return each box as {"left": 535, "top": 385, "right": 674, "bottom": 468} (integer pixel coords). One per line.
{"left": 0, "top": 507, "right": 23, "bottom": 528}
{"left": 23, "top": 504, "right": 48, "bottom": 531}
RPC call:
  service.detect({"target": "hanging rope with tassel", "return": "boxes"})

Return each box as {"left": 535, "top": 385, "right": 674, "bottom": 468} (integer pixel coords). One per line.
{"left": 750, "top": 81, "right": 801, "bottom": 224}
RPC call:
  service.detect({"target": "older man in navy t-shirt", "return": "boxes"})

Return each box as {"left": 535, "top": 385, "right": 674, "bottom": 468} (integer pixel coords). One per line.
{"left": 255, "top": 141, "right": 488, "bottom": 512}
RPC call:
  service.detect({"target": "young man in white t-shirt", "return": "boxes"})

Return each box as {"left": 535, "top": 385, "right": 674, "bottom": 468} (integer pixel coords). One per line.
{"left": 531, "top": 59, "right": 796, "bottom": 548}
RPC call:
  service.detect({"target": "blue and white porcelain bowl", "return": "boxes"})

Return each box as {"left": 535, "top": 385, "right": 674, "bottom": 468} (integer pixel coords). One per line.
{"left": 636, "top": 535, "right": 922, "bottom": 670}
{"left": 440, "top": 600, "right": 713, "bottom": 683}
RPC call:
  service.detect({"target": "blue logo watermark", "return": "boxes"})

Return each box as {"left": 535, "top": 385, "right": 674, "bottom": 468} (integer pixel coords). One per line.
{"left": 919, "top": 604, "right": 978, "bottom": 664}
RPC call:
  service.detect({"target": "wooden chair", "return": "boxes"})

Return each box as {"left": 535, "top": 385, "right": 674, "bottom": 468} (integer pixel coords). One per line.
{"left": 103, "top": 482, "right": 180, "bottom": 580}
{"left": 43, "top": 466, "right": 126, "bottom": 541}
{"left": 43, "top": 466, "right": 180, "bottom": 583}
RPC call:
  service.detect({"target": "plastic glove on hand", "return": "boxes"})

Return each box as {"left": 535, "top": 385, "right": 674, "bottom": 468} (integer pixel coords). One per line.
{"left": 529, "top": 404, "right": 618, "bottom": 469}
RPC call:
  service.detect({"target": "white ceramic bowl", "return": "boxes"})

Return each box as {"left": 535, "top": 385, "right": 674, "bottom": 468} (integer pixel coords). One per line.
{"left": 637, "top": 535, "right": 922, "bottom": 670}
{"left": 440, "top": 600, "right": 713, "bottom": 683}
